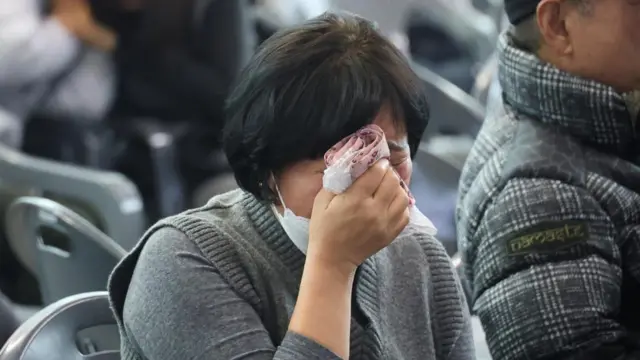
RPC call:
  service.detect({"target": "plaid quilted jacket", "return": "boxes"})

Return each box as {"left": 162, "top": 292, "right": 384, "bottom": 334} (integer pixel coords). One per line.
{"left": 457, "top": 33, "right": 640, "bottom": 360}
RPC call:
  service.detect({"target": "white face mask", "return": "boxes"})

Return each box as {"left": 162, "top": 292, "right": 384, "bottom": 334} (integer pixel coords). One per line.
{"left": 269, "top": 170, "right": 438, "bottom": 256}
{"left": 271, "top": 178, "right": 310, "bottom": 254}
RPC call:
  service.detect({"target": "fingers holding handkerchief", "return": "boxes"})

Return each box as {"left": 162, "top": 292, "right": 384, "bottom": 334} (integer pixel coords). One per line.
{"left": 323, "top": 124, "right": 437, "bottom": 236}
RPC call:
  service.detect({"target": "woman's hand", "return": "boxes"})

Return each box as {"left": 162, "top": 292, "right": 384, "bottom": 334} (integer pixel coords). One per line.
{"left": 308, "top": 159, "right": 411, "bottom": 275}
{"left": 289, "top": 159, "right": 410, "bottom": 359}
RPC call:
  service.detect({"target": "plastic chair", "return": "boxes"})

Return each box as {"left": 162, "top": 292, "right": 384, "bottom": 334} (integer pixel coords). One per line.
{"left": 0, "top": 292, "right": 120, "bottom": 360}
{"left": 408, "top": 21, "right": 477, "bottom": 91}
{"left": 473, "top": 0, "right": 504, "bottom": 29}
{"left": 0, "top": 144, "right": 144, "bottom": 278}
{"left": 410, "top": 145, "right": 462, "bottom": 256}
{"left": 113, "top": 118, "right": 233, "bottom": 220}
{"left": 0, "top": 291, "right": 38, "bottom": 348}
{"left": 22, "top": 118, "right": 117, "bottom": 169}
{"left": 114, "top": 118, "right": 189, "bottom": 219}
{"left": 407, "top": 2, "right": 497, "bottom": 90}
{"left": 0, "top": 293, "right": 19, "bottom": 349}
{"left": 408, "top": 1, "right": 497, "bottom": 63}
{"left": 412, "top": 63, "right": 485, "bottom": 139}
{"left": 0, "top": 109, "right": 21, "bottom": 149}
{"left": 333, "top": 0, "right": 496, "bottom": 63}
{"left": 5, "top": 197, "right": 126, "bottom": 305}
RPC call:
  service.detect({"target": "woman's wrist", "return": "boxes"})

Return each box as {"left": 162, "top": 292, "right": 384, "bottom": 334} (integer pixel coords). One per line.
{"left": 304, "top": 254, "right": 357, "bottom": 283}
{"left": 289, "top": 254, "right": 356, "bottom": 359}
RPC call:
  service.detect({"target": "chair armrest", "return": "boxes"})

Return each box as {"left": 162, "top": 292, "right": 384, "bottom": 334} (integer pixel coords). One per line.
{"left": 412, "top": 62, "right": 485, "bottom": 138}
{"left": 0, "top": 292, "right": 112, "bottom": 360}
{"left": 0, "top": 144, "right": 144, "bottom": 251}
{"left": 6, "top": 197, "right": 127, "bottom": 261}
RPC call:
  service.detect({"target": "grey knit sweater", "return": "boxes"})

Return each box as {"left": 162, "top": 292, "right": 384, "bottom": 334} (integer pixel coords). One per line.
{"left": 108, "top": 190, "right": 474, "bottom": 359}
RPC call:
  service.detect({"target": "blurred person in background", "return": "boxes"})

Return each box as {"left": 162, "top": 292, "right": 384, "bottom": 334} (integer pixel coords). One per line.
{"left": 253, "top": 0, "right": 329, "bottom": 27}
{"left": 109, "top": 12, "right": 474, "bottom": 360}
{"left": 332, "top": 0, "right": 496, "bottom": 59}
{"left": 107, "top": 0, "right": 255, "bottom": 128}
{"left": 457, "top": 0, "right": 640, "bottom": 358}
{"left": 0, "top": 0, "right": 116, "bottom": 148}
{"left": 97, "top": 0, "right": 255, "bottom": 210}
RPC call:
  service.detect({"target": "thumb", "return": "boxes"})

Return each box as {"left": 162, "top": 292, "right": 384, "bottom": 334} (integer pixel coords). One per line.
{"left": 312, "top": 187, "right": 336, "bottom": 213}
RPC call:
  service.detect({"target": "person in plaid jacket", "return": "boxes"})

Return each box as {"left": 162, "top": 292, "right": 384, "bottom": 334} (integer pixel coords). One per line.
{"left": 456, "top": 0, "right": 640, "bottom": 358}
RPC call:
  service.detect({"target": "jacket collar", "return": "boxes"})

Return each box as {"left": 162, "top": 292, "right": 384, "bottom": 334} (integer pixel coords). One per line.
{"left": 497, "top": 32, "right": 639, "bottom": 155}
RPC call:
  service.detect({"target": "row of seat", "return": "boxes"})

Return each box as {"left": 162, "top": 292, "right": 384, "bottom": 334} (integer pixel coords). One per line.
{"left": 0, "top": 190, "right": 483, "bottom": 359}
{"left": 0, "top": 144, "right": 144, "bottom": 286}
{"left": 20, "top": 61, "right": 485, "bottom": 226}
{"left": 3, "top": 143, "right": 463, "bottom": 304}
{"left": 0, "top": 59, "right": 487, "bottom": 301}
{"left": 0, "top": 291, "right": 118, "bottom": 360}
{"left": 0, "top": 59, "right": 492, "bottom": 357}
{"left": 0, "top": 59, "right": 485, "bottom": 249}
{"left": 0, "top": 181, "right": 463, "bottom": 358}
{"left": 0, "top": 196, "right": 126, "bottom": 346}
{"left": 0, "top": 291, "right": 489, "bottom": 360}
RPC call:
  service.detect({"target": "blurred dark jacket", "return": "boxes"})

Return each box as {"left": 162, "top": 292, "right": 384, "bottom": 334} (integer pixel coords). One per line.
{"left": 109, "top": 0, "right": 256, "bottom": 125}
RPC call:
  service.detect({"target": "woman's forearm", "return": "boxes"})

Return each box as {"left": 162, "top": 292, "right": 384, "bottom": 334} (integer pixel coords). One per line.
{"left": 288, "top": 258, "right": 356, "bottom": 359}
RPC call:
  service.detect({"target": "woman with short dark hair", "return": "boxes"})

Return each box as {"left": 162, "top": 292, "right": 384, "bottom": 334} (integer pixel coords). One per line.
{"left": 109, "top": 12, "right": 474, "bottom": 360}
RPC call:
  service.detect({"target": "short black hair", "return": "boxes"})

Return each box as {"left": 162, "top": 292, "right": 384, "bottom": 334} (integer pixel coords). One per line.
{"left": 223, "top": 12, "right": 429, "bottom": 201}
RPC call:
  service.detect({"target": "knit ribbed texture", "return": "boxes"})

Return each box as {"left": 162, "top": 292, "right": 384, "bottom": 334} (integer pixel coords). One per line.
{"left": 108, "top": 190, "right": 473, "bottom": 359}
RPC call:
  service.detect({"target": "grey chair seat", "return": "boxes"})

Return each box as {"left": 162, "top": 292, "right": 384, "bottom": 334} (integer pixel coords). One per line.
{"left": 0, "top": 293, "right": 19, "bottom": 349}
{"left": 0, "top": 143, "right": 144, "bottom": 276}
{"left": 0, "top": 109, "right": 21, "bottom": 149}
{"left": 0, "top": 292, "right": 119, "bottom": 360}
{"left": 0, "top": 291, "right": 41, "bottom": 348}
{"left": 11, "top": 303, "right": 40, "bottom": 324}
{"left": 6, "top": 197, "right": 127, "bottom": 305}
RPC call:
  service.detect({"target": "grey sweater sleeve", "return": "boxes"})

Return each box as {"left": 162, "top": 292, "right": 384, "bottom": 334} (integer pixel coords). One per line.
{"left": 122, "top": 227, "right": 341, "bottom": 360}
{"left": 445, "top": 297, "right": 475, "bottom": 360}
